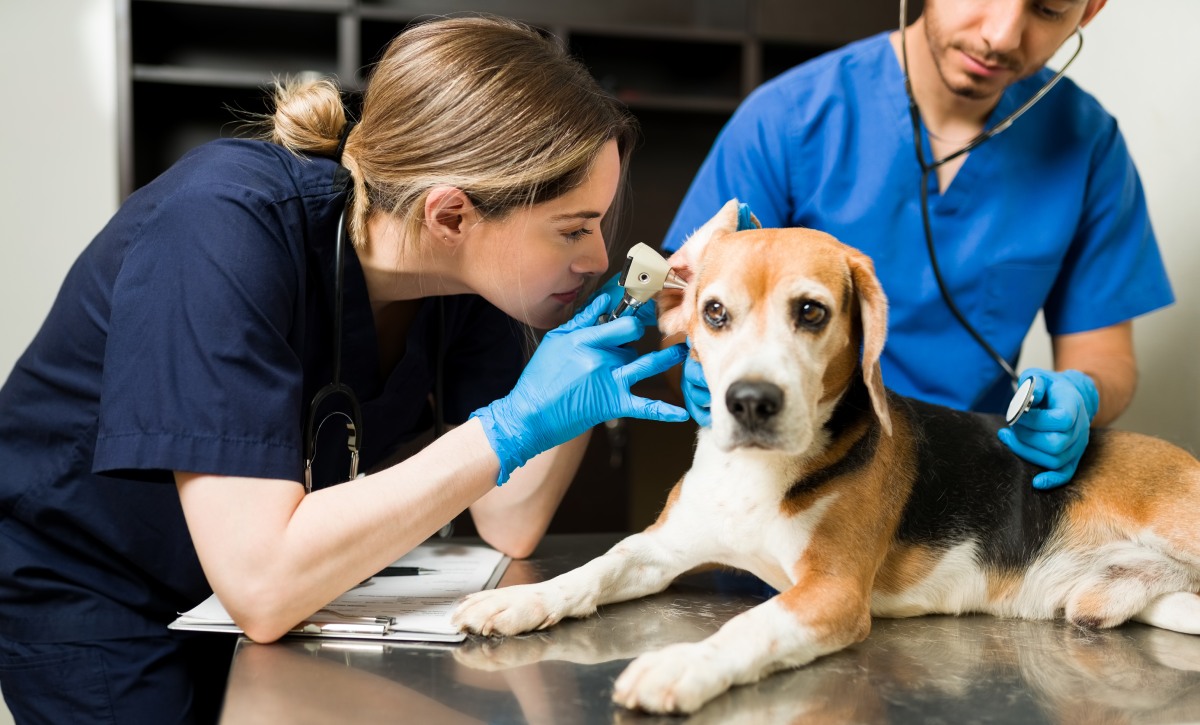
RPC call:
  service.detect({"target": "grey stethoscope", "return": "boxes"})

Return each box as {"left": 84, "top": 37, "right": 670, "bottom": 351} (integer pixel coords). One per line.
{"left": 897, "top": 0, "right": 1083, "bottom": 425}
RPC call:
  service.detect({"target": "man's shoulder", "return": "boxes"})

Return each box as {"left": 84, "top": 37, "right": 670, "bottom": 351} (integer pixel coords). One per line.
{"left": 761, "top": 31, "right": 891, "bottom": 89}
{"left": 742, "top": 31, "right": 893, "bottom": 115}
{"left": 1019, "top": 68, "right": 1118, "bottom": 136}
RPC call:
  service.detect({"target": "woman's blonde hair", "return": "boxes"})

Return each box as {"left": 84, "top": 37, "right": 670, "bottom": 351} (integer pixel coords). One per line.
{"left": 259, "top": 15, "right": 638, "bottom": 254}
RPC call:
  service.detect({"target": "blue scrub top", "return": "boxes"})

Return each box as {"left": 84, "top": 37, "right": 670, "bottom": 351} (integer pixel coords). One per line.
{"left": 0, "top": 139, "right": 527, "bottom": 642}
{"left": 664, "top": 32, "right": 1174, "bottom": 413}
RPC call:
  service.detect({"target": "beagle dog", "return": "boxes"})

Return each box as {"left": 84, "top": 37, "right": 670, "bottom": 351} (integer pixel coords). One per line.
{"left": 451, "top": 199, "right": 1200, "bottom": 714}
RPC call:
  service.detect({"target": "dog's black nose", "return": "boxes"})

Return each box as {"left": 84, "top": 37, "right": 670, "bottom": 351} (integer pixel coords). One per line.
{"left": 726, "top": 380, "right": 783, "bottom": 429}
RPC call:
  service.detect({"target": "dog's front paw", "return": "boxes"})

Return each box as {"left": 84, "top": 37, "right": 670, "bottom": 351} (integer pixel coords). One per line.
{"left": 612, "top": 641, "right": 731, "bottom": 714}
{"left": 451, "top": 583, "right": 575, "bottom": 637}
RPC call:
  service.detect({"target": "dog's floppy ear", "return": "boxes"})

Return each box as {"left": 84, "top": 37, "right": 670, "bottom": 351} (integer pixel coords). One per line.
{"left": 848, "top": 252, "right": 892, "bottom": 436}
{"left": 658, "top": 199, "right": 744, "bottom": 340}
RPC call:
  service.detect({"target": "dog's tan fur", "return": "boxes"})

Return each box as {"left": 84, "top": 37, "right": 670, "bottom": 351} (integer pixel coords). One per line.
{"left": 453, "top": 200, "right": 1200, "bottom": 714}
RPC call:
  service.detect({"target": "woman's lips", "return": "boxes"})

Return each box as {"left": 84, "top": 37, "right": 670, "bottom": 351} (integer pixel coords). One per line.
{"left": 551, "top": 285, "right": 584, "bottom": 305}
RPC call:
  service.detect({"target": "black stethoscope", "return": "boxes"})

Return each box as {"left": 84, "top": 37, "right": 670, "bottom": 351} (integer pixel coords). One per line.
{"left": 897, "top": 0, "right": 1083, "bottom": 424}
{"left": 304, "top": 201, "right": 362, "bottom": 494}
{"left": 304, "top": 128, "right": 454, "bottom": 538}
{"left": 303, "top": 193, "right": 448, "bottom": 501}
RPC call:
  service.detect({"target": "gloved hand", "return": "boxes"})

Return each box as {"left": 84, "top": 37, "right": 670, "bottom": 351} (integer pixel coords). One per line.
{"left": 997, "top": 368, "right": 1099, "bottom": 490}
{"left": 681, "top": 337, "right": 712, "bottom": 428}
{"left": 589, "top": 272, "right": 658, "bottom": 326}
{"left": 472, "top": 292, "right": 688, "bottom": 483}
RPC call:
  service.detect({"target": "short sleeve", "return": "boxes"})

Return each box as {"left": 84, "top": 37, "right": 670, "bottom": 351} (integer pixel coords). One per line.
{"left": 93, "top": 184, "right": 307, "bottom": 482}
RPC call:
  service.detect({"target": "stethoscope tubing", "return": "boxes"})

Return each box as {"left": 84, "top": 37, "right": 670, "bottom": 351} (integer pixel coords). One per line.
{"left": 304, "top": 201, "right": 364, "bottom": 493}
{"left": 303, "top": 195, "right": 453, "bottom": 539}
{"left": 897, "top": 0, "right": 1083, "bottom": 391}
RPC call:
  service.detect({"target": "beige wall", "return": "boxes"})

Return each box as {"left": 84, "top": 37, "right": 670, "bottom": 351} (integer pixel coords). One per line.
{"left": 0, "top": 0, "right": 119, "bottom": 385}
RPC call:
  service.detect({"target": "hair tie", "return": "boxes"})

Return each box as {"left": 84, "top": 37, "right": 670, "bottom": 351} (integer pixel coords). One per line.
{"left": 334, "top": 121, "right": 356, "bottom": 164}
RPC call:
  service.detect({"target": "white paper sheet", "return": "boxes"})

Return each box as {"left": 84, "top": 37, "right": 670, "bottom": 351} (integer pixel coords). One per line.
{"left": 169, "top": 541, "right": 509, "bottom": 643}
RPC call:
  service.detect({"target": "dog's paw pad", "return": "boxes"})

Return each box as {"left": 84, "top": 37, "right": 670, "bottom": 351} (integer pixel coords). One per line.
{"left": 611, "top": 642, "right": 727, "bottom": 714}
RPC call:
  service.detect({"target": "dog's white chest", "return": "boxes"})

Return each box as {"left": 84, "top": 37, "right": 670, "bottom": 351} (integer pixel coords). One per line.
{"left": 667, "top": 437, "right": 831, "bottom": 588}
{"left": 679, "top": 442, "right": 788, "bottom": 524}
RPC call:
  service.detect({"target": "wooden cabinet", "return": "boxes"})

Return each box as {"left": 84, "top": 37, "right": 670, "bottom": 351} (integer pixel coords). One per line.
{"left": 117, "top": 0, "right": 904, "bottom": 532}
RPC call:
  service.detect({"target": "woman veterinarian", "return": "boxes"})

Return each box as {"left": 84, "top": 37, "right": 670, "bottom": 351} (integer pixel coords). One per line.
{"left": 0, "top": 16, "right": 688, "bottom": 724}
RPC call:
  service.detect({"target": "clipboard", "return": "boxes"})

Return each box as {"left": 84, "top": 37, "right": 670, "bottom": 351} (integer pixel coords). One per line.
{"left": 169, "top": 541, "right": 509, "bottom": 643}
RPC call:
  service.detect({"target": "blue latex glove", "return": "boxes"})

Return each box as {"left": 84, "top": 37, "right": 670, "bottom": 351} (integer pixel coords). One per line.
{"left": 997, "top": 368, "right": 1099, "bottom": 490}
{"left": 681, "top": 337, "right": 711, "bottom": 428}
{"left": 589, "top": 272, "right": 658, "bottom": 326}
{"left": 676, "top": 202, "right": 756, "bottom": 429}
{"left": 736, "top": 202, "right": 757, "bottom": 231}
{"left": 472, "top": 292, "right": 689, "bottom": 484}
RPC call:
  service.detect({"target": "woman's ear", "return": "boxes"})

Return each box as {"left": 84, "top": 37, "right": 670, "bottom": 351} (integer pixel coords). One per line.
{"left": 424, "top": 186, "right": 475, "bottom": 247}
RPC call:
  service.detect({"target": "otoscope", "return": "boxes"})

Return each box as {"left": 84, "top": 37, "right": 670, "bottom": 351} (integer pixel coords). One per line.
{"left": 600, "top": 243, "right": 687, "bottom": 323}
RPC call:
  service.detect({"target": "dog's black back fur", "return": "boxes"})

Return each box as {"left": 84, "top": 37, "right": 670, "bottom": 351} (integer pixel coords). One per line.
{"left": 893, "top": 393, "right": 1080, "bottom": 571}
{"left": 783, "top": 375, "right": 1080, "bottom": 572}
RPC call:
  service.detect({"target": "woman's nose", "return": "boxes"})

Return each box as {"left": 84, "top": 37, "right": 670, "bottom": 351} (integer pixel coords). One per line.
{"left": 573, "top": 229, "right": 609, "bottom": 276}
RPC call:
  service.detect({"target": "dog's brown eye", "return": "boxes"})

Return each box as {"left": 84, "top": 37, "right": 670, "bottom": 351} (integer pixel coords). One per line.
{"left": 703, "top": 299, "right": 728, "bottom": 329}
{"left": 793, "top": 299, "right": 828, "bottom": 330}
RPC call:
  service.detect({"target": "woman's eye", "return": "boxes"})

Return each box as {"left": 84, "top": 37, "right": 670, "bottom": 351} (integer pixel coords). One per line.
{"left": 793, "top": 299, "right": 828, "bottom": 330}
{"left": 564, "top": 227, "right": 594, "bottom": 242}
{"left": 703, "top": 299, "right": 728, "bottom": 329}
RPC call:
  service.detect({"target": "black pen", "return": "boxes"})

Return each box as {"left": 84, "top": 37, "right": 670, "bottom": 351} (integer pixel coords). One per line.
{"left": 375, "top": 566, "right": 438, "bottom": 577}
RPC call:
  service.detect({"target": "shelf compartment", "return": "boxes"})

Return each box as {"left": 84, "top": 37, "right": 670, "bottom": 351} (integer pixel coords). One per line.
{"left": 357, "top": 0, "right": 750, "bottom": 32}
{"left": 131, "top": 1, "right": 340, "bottom": 80}
{"left": 569, "top": 32, "right": 743, "bottom": 111}
{"left": 754, "top": 0, "right": 902, "bottom": 45}
{"left": 130, "top": 81, "right": 271, "bottom": 190}
{"left": 760, "top": 42, "right": 831, "bottom": 84}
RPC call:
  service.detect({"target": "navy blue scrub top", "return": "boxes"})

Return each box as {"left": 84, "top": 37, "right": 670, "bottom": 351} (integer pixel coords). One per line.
{"left": 0, "top": 139, "right": 527, "bottom": 643}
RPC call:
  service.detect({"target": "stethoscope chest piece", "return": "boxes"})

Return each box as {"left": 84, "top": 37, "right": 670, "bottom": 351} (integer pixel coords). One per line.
{"left": 1005, "top": 377, "right": 1035, "bottom": 427}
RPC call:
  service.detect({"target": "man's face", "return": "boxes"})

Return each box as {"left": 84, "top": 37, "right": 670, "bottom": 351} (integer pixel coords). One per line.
{"left": 922, "top": 0, "right": 1100, "bottom": 101}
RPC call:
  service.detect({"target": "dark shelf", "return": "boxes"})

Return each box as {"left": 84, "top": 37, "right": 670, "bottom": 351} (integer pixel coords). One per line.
{"left": 357, "top": 0, "right": 751, "bottom": 33}
{"left": 131, "top": 81, "right": 270, "bottom": 189}
{"left": 571, "top": 32, "right": 743, "bottom": 109}
{"left": 131, "top": 2, "right": 339, "bottom": 74}
{"left": 761, "top": 42, "right": 830, "bottom": 83}
{"left": 132, "top": 65, "right": 282, "bottom": 88}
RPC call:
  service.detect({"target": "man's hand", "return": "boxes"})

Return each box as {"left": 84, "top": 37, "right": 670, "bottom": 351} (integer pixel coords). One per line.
{"left": 998, "top": 368, "right": 1099, "bottom": 489}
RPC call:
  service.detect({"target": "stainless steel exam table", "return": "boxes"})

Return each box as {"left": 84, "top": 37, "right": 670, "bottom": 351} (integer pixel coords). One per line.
{"left": 219, "top": 533, "right": 1200, "bottom": 724}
